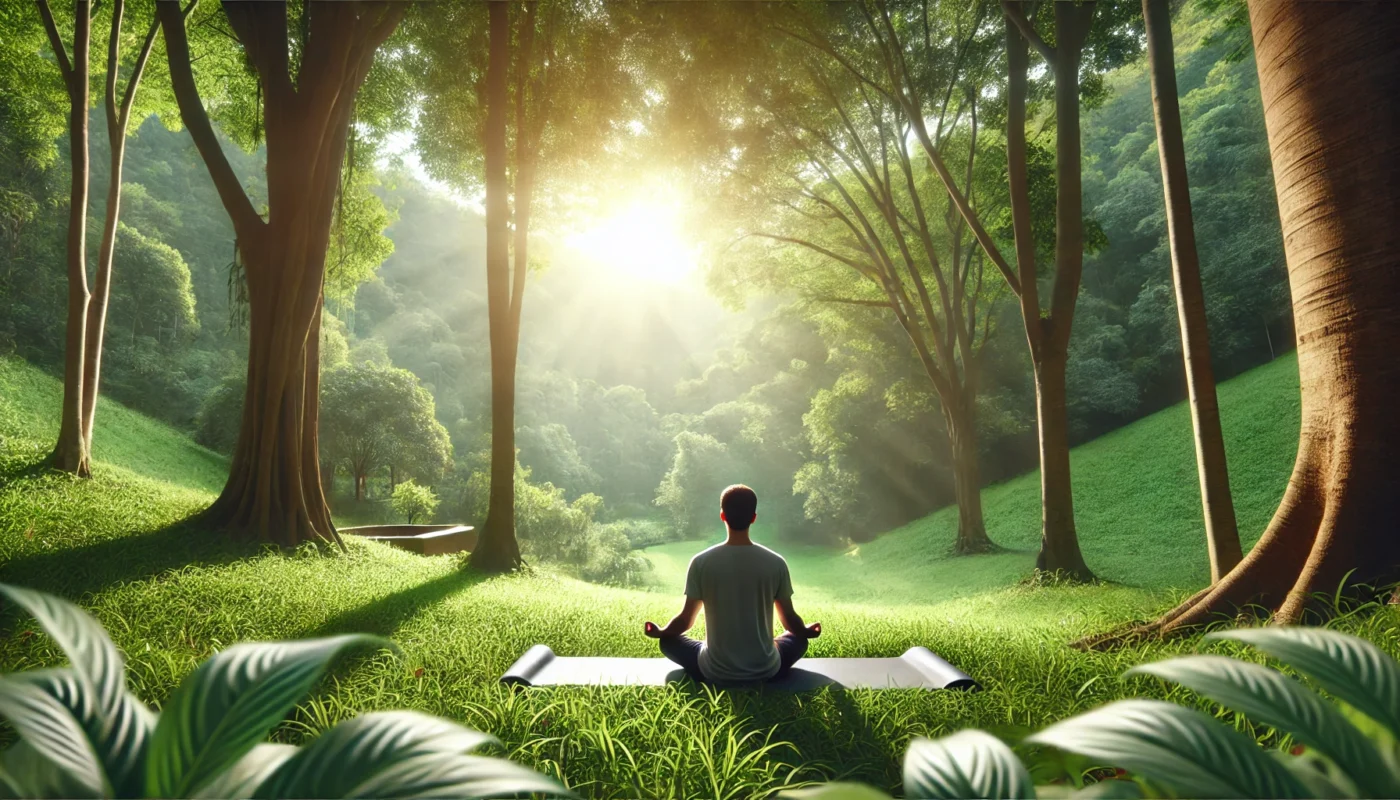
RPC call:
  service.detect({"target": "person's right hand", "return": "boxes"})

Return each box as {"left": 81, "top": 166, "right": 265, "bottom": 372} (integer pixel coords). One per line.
{"left": 805, "top": 622, "right": 822, "bottom": 639}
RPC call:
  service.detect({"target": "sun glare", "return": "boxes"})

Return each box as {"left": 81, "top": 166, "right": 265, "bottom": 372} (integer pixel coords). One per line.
{"left": 565, "top": 198, "right": 699, "bottom": 285}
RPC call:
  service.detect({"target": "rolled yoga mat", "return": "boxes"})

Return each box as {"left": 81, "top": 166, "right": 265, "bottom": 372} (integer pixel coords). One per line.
{"left": 500, "top": 645, "right": 978, "bottom": 691}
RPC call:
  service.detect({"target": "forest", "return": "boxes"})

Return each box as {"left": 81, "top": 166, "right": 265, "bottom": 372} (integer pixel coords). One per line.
{"left": 0, "top": 0, "right": 1396, "bottom": 798}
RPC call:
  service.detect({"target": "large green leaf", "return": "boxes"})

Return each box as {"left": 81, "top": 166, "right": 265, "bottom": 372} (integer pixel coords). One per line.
{"left": 903, "top": 731, "right": 1035, "bottom": 800}
{"left": 777, "top": 782, "right": 895, "bottom": 800}
{"left": 1025, "top": 699, "right": 1309, "bottom": 799}
{"left": 14, "top": 669, "right": 155, "bottom": 798}
{"left": 0, "top": 739, "right": 99, "bottom": 800}
{"left": 253, "top": 710, "right": 497, "bottom": 799}
{"left": 1033, "top": 781, "right": 1142, "bottom": 799}
{"left": 145, "top": 634, "right": 389, "bottom": 798}
{"left": 1130, "top": 655, "right": 1399, "bottom": 796}
{"left": 0, "top": 585, "right": 124, "bottom": 717}
{"left": 1211, "top": 627, "right": 1400, "bottom": 740}
{"left": 193, "top": 744, "right": 298, "bottom": 799}
{"left": 342, "top": 752, "right": 574, "bottom": 799}
{"left": 0, "top": 675, "right": 106, "bottom": 797}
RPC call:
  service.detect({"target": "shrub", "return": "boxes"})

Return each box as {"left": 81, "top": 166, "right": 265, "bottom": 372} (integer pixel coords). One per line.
{"left": 580, "top": 523, "right": 653, "bottom": 586}
{"left": 391, "top": 479, "right": 439, "bottom": 524}
{"left": 0, "top": 584, "right": 569, "bottom": 799}
{"left": 785, "top": 627, "right": 1400, "bottom": 800}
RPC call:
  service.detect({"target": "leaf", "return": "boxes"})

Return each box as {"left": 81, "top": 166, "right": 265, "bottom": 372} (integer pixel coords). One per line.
{"left": 1033, "top": 781, "right": 1142, "bottom": 799}
{"left": 0, "top": 676, "right": 106, "bottom": 797}
{"left": 14, "top": 669, "right": 155, "bottom": 798}
{"left": 903, "top": 731, "right": 1035, "bottom": 800}
{"left": 0, "top": 739, "right": 98, "bottom": 800}
{"left": 145, "top": 634, "right": 390, "bottom": 798}
{"left": 193, "top": 744, "right": 298, "bottom": 799}
{"left": 253, "top": 711, "right": 498, "bottom": 799}
{"left": 1129, "top": 655, "right": 1399, "bottom": 796}
{"left": 342, "top": 752, "right": 574, "bottom": 799}
{"left": 1271, "top": 749, "right": 1360, "bottom": 799}
{"left": 0, "top": 585, "right": 124, "bottom": 716}
{"left": 1025, "top": 699, "right": 1309, "bottom": 799}
{"left": 1210, "top": 627, "right": 1400, "bottom": 739}
{"left": 778, "top": 782, "right": 895, "bottom": 800}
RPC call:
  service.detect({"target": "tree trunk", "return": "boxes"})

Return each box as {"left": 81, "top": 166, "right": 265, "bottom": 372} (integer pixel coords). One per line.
{"left": 159, "top": 1, "right": 401, "bottom": 547}
{"left": 50, "top": 1, "right": 92, "bottom": 477}
{"left": 470, "top": 0, "right": 523, "bottom": 573}
{"left": 1143, "top": 0, "right": 1242, "bottom": 583}
{"left": 947, "top": 398, "right": 993, "bottom": 555}
{"left": 1032, "top": 351, "right": 1093, "bottom": 579}
{"left": 1082, "top": 0, "right": 1400, "bottom": 644}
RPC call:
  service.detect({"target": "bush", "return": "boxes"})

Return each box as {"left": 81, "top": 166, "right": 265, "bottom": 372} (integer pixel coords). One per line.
{"left": 786, "top": 627, "right": 1400, "bottom": 800}
{"left": 0, "top": 584, "right": 569, "bottom": 799}
{"left": 390, "top": 479, "right": 439, "bottom": 524}
{"left": 580, "top": 523, "right": 653, "bottom": 586}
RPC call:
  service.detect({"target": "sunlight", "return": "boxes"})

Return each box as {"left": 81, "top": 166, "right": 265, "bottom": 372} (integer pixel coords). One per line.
{"left": 565, "top": 196, "right": 699, "bottom": 285}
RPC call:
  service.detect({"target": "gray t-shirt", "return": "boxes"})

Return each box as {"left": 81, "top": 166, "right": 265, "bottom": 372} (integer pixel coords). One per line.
{"left": 684, "top": 542, "right": 794, "bottom": 683}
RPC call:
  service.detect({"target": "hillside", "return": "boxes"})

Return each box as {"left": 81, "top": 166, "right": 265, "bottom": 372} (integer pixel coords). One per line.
{"left": 644, "top": 354, "right": 1302, "bottom": 605}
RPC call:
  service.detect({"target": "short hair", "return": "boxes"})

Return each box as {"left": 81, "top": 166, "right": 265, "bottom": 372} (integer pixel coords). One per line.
{"left": 720, "top": 484, "right": 758, "bottom": 530}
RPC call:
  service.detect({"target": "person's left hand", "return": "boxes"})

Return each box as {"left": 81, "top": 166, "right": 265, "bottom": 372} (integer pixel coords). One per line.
{"left": 643, "top": 621, "right": 663, "bottom": 638}
{"left": 805, "top": 621, "right": 822, "bottom": 639}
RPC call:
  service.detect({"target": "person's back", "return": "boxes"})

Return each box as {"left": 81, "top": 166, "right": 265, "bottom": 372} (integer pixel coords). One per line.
{"left": 686, "top": 541, "right": 791, "bottom": 682}
{"left": 644, "top": 484, "right": 820, "bottom": 683}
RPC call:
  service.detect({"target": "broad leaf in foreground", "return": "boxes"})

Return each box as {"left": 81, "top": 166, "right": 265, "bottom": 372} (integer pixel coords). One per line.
{"left": 903, "top": 731, "right": 1034, "bottom": 799}
{"left": 145, "top": 634, "right": 390, "bottom": 798}
{"left": 1130, "top": 654, "right": 1399, "bottom": 797}
{"left": 253, "top": 710, "right": 498, "bottom": 799}
{"left": 1026, "top": 699, "right": 1308, "bottom": 799}
{"left": 778, "top": 782, "right": 895, "bottom": 800}
{"left": 1211, "top": 627, "right": 1400, "bottom": 740}
{"left": 0, "top": 585, "right": 125, "bottom": 718}
{"left": 342, "top": 751, "right": 574, "bottom": 799}
{"left": 0, "top": 675, "right": 106, "bottom": 797}
{"left": 192, "top": 744, "right": 298, "bottom": 799}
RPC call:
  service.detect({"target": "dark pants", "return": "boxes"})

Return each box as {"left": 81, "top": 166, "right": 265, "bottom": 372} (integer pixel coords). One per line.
{"left": 659, "top": 633, "right": 808, "bottom": 683}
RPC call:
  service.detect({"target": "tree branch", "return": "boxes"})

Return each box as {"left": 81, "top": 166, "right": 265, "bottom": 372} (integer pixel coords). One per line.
{"left": 158, "top": 0, "right": 263, "bottom": 238}
{"left": 1002, "top": 1, "right": 1056, "bottom": 66}
{"left": 36, "top": 0, "right": 73, "bottom": 84}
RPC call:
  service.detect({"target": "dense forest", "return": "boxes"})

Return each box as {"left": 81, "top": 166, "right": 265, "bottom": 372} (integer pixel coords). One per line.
{"left": 0, "top": 1, "right": 1288, "bottom": 577}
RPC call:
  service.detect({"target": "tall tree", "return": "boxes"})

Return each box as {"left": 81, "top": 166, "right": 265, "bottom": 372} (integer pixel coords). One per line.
{"left": 1086, "top": 0, "right": 1400, "bottom": 640}
{"left": 1141, "top": 0, "right": 1242, "bottom": 582}
{"left": 37, "top": 0, "right": 92, "bottom": 476}
{"left": 158, "top": 0, "right": 404, "bottom": 546}
{"left": 414, "top": 0, "right": 636, "bottom": 572}
{"left": 81, "top": 0, "right": 171, "bottom": 456}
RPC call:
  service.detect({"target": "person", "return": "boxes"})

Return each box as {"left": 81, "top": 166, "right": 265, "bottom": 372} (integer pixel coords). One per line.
{"left": 643, "top": 484, "right": 821, "bottom": 684}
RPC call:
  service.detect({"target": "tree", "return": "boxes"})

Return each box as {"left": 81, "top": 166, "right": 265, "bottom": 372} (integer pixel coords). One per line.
{"left": 391, "top": 480, "right": 439, "bottom": 524}
{"left": 321, "top": 363, "right": 451, "bottom": 504}
{"left": 413, "top": 1, "right": 640, "bottom": 572}
{"left": 1087, "top": 0, "right": 1400, "bottom": 640}
{"left": 158, "top": 1, "right": 404, "bottom": 545}
{"left": 36, "top": 0, "right": 92, "bottom": 475}
{"left": 1141, "top": 0, "right": 1241, "bottom": 582}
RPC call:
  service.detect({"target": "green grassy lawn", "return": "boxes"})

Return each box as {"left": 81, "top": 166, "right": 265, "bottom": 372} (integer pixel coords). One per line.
{"left": 644, "top": 355, "right": 1303, "bottom": 606}
{"left": 4, "top": 353, "right": 1397, "bottom": 798}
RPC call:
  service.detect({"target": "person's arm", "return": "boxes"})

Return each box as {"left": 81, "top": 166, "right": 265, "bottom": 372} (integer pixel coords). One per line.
{"left": 776, "top": 597, "right": 821, "bottom": 639}
{"left": 644, "top": 596, "right": 701, "bottom": 638}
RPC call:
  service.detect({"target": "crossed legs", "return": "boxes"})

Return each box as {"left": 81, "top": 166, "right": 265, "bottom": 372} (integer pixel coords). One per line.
{"left": 658, "top": 633, "right": 808, "bottom": 682}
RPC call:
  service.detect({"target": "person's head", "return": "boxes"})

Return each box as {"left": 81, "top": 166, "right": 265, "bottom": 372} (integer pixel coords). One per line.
{"left": 720, "top": 484, "right": 758, "bottom": 531}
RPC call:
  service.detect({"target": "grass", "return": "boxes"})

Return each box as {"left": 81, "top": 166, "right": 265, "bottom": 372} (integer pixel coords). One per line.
{"left": 4, "top": 352, "right": 1398, "bottom": 798}
{"left": 643, "top": 355, "right": 1303, "bottom": 606}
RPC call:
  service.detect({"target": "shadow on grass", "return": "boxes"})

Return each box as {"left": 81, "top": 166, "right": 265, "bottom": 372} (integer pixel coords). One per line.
{"left": 302, "top": 567, "right": 489, "bottom": 639}
{"left": 736, "top": 688, "right": 895, "bottom": 789}
{"left": 0, "top": 516, "right": 257, "bottom": 605}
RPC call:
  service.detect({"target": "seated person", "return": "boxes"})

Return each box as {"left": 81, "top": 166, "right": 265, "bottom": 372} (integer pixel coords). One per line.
{"left": 643, "top": 484, "right": 821, "bottom": 684}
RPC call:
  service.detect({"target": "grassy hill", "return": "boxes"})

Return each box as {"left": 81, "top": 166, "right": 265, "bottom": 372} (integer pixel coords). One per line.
{"left": 7, "top": 352, "right": 1394, "bottom": 799}
{"left": 643, "top": 355, "right": 1302, "bottom": 606}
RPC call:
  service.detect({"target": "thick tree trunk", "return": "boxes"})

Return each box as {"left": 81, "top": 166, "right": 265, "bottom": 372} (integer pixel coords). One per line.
{"left": 1143, "top": 0, "right": 1242, "bottom": 583}
{"left": 946, "top": 399, "right": 993, "bottom": 555}
{"left": 470, "top": 0, "right": 523, "bottom": 573}
{"left": 1081, "top": 1, "right": 1400, "bottom": 645}
{"left": 50, "top": 2, "right": 92, "bottom": 477}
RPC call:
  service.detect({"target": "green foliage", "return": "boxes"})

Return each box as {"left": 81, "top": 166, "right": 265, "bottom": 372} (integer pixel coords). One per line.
{"left": 390, "top": 480, "right": 439, "bottom": 524}
{"left": 654, "top": 431, "right": 731, "bottom": 539}
{"left": 321, "top": 362, "right": 452, "bottom": 492}
{"left": 191, "top": 373, "right": 243, "bottom": 456}
{"left": 0, "top": 584, "right": 568, "bottom": 799}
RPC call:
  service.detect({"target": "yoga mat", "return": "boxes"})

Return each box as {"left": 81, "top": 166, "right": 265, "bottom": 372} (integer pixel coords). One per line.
{"left": 500, "top": 645, "right": 978, "bottom": 691}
